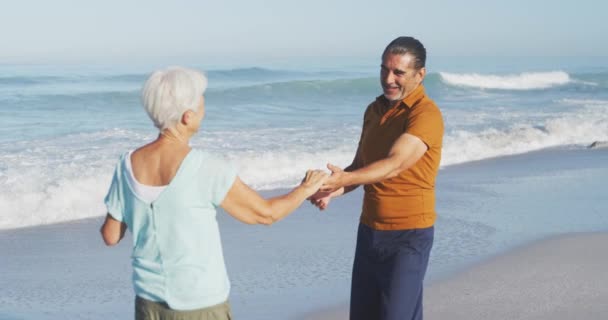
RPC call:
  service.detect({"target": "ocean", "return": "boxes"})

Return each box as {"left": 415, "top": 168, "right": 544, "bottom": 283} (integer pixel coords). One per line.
{"left": 1, "top": 57, "right": 608, "bottom": 230}
{"left": 2, "top": 57, "right": 608, "bottom": 320}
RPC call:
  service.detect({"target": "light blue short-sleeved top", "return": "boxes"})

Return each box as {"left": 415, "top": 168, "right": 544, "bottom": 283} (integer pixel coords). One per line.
{"left": 104, "top": 149, "right": 237, "bottom": 310}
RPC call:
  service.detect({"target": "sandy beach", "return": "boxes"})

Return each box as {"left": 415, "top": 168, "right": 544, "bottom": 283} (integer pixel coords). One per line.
{"left": 425, "top": 232, "right": 608, "bottom": 320}
{"left": 304, "top": 232, "right": 608, "bottom": 320}
{"left": 2, "top": 146, "right": 608, "bottom": 319}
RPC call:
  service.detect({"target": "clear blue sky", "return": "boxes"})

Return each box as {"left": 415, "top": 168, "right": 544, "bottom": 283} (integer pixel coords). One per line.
{"left": 2, "top": 0, "right": 607, "bottom": 65}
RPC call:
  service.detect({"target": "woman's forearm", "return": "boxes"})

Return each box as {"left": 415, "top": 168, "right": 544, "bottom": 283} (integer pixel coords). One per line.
{"left": 222, "top": 172, "right": 327, "bottom": 225}
{"left": 264, "top": 186, "right": 311, "bottom": 223}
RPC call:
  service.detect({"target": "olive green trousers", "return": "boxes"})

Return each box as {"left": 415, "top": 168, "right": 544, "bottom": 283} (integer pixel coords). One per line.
{"left": 135, "top": 296, "right": 232, "bottom": 320}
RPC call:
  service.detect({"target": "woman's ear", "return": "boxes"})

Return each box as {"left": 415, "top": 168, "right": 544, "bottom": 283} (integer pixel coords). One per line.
{"left": 181, "top": 110, "right": 194, "bottom": 125}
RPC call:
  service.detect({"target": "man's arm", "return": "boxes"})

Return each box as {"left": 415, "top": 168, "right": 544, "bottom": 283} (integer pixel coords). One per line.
{"left": 321, "top": 133, "right": 427, "bottom": 192}
{"left": 340, "top": 147, "right": 364, "bottom": 194}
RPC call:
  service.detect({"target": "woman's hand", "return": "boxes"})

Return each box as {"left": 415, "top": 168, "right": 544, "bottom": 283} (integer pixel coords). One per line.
{"left": 300, "top": 170, "right": 329, "bottom": 196}
{"left": 309, "top": 187, "right": 344, "bottom": 210}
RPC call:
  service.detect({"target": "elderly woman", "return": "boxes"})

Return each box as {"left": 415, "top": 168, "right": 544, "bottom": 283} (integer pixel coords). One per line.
{"left": 100, "top": 67, "right": 327, "bottom": 320}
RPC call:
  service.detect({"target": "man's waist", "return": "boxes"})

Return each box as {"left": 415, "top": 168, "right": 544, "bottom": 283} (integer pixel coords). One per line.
{"left": 363, "top": 187, "right": 435, "bottom": 203}
{"left": 360, "top": 212, "right": 436, "bottom": 231}
{"left": 361, "top": 190, "right": 436, "bottom": 230}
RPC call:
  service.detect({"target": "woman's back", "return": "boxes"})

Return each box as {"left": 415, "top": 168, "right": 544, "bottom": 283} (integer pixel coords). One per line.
{"left": 100, "top": 67, "right": 328, "bottom": 318}
{"left": 130, "top": 141, "right": 191, "bottom": 187}
{"left": 106, "top": 148, "right": 237, "bottom": 310}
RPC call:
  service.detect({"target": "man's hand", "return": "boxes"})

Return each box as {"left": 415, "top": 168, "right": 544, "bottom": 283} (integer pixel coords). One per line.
{"left": 320, "top": 163, "right": 349, "bottom": 193}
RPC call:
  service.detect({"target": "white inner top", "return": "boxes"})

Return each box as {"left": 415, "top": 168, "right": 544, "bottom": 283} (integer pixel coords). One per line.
{"left": 125, "top": 151, "right": 167, "bottom": 202}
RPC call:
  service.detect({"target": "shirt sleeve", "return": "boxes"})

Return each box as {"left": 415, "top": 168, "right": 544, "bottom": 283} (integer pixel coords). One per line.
{"left": 406, "top": 105, "right": 444, "bottom": 149}
{"left": 205, "top": 155, "right": 238, "bottom": 207}
{"left": 104, "top": 161, "right": 124, "bottom": 222}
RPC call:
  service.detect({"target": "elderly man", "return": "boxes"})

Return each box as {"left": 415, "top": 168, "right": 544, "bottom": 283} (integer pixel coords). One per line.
{"left": 312, "top": 36, "right": 444, "bottom": 320}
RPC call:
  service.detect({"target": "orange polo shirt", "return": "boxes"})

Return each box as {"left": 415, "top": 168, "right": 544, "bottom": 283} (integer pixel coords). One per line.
{"left": 358, "top": 84, "right": 444, "bottom": 230}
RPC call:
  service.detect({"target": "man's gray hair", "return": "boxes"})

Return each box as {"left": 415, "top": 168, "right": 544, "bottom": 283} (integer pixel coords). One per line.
{"left": 382, "top": 36, "right": 426, "bottom": 70}
{"left": 141, "top": 67, "right": 208, "bottom": 130}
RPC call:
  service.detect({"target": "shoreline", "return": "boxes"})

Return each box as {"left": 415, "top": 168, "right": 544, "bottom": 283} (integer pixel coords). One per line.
{"left": 0, "top": 143, "right": 602, "bottom": 233}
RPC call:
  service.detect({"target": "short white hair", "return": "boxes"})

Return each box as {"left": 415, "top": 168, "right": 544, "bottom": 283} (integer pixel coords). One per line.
{"left": 141, "top": 67, "right": 208, "bottom": 130}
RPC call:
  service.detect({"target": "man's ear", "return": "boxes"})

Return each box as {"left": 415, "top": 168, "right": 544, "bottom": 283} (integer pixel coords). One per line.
{"left": 417, "top": 67, "right": 427, "bottom": 83}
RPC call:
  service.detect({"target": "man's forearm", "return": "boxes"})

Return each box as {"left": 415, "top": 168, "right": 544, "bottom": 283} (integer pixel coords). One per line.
{"left": 343, "top": 156, "right": 401, "bottom": 187}
{"left": 342, "top": 162, "right": 361, "bottom": 194}
{"left": 343, "top": 184, "right": 359, "bottom": 194}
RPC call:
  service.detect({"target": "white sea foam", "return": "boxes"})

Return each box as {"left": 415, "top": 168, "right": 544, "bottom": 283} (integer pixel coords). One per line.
{"left": 0, "top": 170, "right": 111, "bottom": 230}
{"left": 0, "top": 128, "right": 360, "bottom": 230}
{"left": 231, "top": 149, "right": 356, "bottom": 190}
{"left": 0, "top": 130, "right": 151, "bottom": 230}
{"left": 439, "top": 71, "right": 571, "bottom": 90}
{"left": 2, "top": 100, "right": 607, "bottom": 230}
{"left": 442, "top": 103, "right": 608, "bottom": 165}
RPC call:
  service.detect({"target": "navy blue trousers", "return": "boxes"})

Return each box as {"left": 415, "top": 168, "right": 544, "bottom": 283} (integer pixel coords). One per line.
{"left": 350, "top": 223, "right": 434, "bottom": 320}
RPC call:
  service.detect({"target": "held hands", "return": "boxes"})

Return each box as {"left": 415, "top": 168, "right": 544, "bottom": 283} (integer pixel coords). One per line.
{"left": 320, "top": 163, "right": 347, "bottom": 193}
{"left": 300, "top": 170, "right": 330, "bottom": 197}
{"left": 307, "top": 163, "right": 348, "bottom": 211}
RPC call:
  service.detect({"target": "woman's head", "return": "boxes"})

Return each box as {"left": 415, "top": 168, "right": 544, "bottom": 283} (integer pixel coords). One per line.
{"left": 141, "top": 67, "right": 208, "bottom": 131}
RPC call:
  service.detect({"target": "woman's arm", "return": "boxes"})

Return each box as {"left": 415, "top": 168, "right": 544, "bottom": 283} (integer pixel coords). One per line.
{"left": 100, "top": 213, "right": 127, "bottom": 246}
{"left": 221, "top": 170, "right": 328, "bottom": 225}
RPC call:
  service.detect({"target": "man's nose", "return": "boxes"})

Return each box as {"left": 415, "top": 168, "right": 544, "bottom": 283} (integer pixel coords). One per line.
{"left": 384, "top": 71, "right": 395, "bottom": 84}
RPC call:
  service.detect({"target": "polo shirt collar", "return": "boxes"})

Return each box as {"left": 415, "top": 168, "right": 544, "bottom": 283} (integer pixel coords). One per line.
{"left": 401, "top": 84, "right": 425, "bottom": 108}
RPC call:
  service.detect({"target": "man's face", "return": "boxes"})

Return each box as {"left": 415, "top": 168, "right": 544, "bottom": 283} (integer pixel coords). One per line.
{"left": 380, "top": 53, "right": 426, "bottom": 102}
